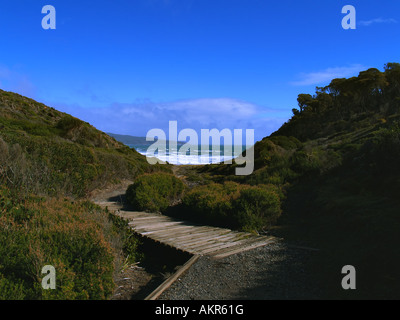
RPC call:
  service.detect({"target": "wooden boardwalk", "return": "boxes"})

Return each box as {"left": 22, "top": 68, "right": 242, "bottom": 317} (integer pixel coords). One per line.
{"left": 96, "top": 200, "right": 276, "bottom": 259}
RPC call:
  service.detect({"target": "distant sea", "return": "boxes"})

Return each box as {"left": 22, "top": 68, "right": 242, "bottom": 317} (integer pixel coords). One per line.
{"left": 128, "top": 142, "right": 246, "bottom": 165}
{"left": 107, "top": 133, "right": 249, "bottom": 165}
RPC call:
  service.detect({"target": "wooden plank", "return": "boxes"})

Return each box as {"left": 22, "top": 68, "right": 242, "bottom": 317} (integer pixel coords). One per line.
{"left": 153, "top": 229, "right": 232, "bottom": 245}
{"left": 131, "top": 221, "right": 184, "bottom": 231}
{"left": 144, "top": 226, "right": 227, "bottom": 240}
{"left": 129, "top": 216, "right": 172, "bottom": 223}
{"left": 129, "top": 215, "right": 166, "bottom": 221}
{"left": 167, "top": 228, "right": 231, "bottom": 240}
{"left": 190, "top": 240, "right": 248, "bottom": 255}
{"left": 210, "top": 236, "right": 273, "bottom": 256}
{"left": 122, "top": 212, "right": 161, "bottom": 220}
{"left": 211, "top": 238, "right": 276, "bottom": 259}
{"left": 130, "top": 218, "right": 182, "bottom": 226}
{"left": 138, "top": 224, "right": 198, "bottom": 236}
{"left": 145, "top": 226, "right": 213, "bottom": 237}
{"left": 177, "top": 233, "right": 242, "bottom": 250}
{"left": 145, "top": 255, "right": 200, "bottom": 300}
{"left": 130, "top": 218, "right": 171, "bottom": 225}
{"left": 196, "top": 236, "right": 264, "bottom": 255}
{"left": 175, "top": 232, "right": 237, "bottom": 246}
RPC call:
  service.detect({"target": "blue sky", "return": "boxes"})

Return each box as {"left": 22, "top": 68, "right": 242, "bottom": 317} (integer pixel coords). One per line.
{"left": 0, "top": 0, "right": 399, "bottom": 141}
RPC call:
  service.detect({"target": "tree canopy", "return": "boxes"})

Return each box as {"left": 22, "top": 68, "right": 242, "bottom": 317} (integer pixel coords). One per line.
{"left": 277, "top": 63, "right": 400, "bottom": 140}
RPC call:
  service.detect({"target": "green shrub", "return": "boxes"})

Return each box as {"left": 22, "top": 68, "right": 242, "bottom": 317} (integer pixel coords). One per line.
{"left": 269, "top": 135, "right": 301, "bottom": 150}
{"left": 182, "top": 182, "right": 237, "bottom": 226}
{"left": 56, "top": 115, "right": 82, "bottom": 132}
{"left": 0, "top": 274, "right": 26, "bottom": 300}
{"left": 182, "top": 182, "right": 282, "bottom": 232}
{"left": 107, "top": 212, "right": 143, "bottom": 264}
{"left": 126, "top": 173, "right": 186, "bottom": 212}
{"left": 290, "top": 147, "right": 342, "bottom": 176}
{"left": 233, "top": 186, "right": 281, "bottom": 231}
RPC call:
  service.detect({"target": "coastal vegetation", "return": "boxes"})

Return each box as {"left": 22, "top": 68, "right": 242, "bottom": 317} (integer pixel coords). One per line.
{"left": 181, "top": 181, "right": 281, "bottom": 232}
{"left": 126, "top": 172, "right": 185, "bottom": 213}
{"left": 124, "top": 63, "right": 400, "bottom": 298}
{"left": 0, "top": 89, "right": 164, "bottom": 299}
{"left": 179, "top": 63, "right": 400, "bottom": 298}
{"left": 1, "top": 62, "right": 400, "bottom": 299}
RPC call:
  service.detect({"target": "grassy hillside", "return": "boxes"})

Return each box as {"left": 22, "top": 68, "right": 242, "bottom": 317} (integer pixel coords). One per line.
{"left": 0, "top": 89, "right": 169, "bottom": 197}
{"left": 0, "top": 89, "right": 168, "bottom": 299}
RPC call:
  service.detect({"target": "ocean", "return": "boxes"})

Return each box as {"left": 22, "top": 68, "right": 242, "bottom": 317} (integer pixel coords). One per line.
{"left": 128, "top": 142, "right": 248, "bottom": 165}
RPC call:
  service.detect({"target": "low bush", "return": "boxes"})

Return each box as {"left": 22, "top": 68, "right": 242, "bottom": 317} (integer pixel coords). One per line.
{"left": 126, "top": 173, "right": 186, "bottom": 212}
{"left": 269, "top": 135, "right": 302, "bottom": 150}
{"left": 182, "top": 181, "right": 281, "bottom": 232}
{"left": 233, "top": 185, "right": 282, "bottom": 231}
{"left": 56, "top": 115, "right": 82, "bottom": 133}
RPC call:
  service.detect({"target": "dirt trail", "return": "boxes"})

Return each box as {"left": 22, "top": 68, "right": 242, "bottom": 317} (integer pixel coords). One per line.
{"left": 89, "top": 179, "right": 133, "bottom": 205}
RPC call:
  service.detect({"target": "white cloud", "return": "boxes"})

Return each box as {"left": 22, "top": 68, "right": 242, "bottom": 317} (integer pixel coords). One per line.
{"left": 359, "top": 18, "right": 397, "bottom": 27}
{"left": 291, "top": 64, "right": 367, "bottom": 86}
{"left": 157, "top": 98, "right": 260, "bottom": 125}
{"left": 55, "top": 98, "right": 291, "bottom": 141}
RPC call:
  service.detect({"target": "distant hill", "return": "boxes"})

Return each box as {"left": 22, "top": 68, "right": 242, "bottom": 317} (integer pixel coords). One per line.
{"left": 108, "top": 132, "right": 186, "bottom": 147}
{"left": 107, "top": 133, "right": 150, "bottom": 146}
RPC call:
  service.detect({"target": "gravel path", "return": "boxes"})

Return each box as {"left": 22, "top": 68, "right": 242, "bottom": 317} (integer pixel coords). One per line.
{"left": 159, "top": 240, "right": 322, "bottom": 300}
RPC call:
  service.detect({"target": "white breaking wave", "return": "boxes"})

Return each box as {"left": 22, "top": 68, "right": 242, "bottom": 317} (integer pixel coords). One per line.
{"left": 133, "top": 145, "right": 243, "bottom": 165}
